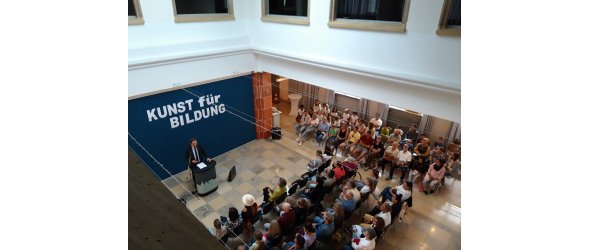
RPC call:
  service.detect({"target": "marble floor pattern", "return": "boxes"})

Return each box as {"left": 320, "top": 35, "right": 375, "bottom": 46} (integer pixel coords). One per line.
{"left": 161, "top": 101, "right": 461, "bottom": 250}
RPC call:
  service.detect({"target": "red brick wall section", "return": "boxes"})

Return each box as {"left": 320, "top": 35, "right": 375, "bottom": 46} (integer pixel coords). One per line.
{"left": 252, "top": 72, "right": 273, "bottom": 139}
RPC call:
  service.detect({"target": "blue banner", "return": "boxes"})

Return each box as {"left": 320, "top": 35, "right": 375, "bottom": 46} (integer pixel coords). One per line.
{"left": 128, "top": 76, "right": 255, "bottom": 180}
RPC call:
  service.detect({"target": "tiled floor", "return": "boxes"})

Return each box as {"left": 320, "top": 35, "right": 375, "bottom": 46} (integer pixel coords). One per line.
{"left": 160, "top": 101, "right": 461, "bottom": 249}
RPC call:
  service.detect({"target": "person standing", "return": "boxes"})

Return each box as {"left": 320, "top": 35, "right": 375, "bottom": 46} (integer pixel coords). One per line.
{"left": 185, "top": 138, "right": 216, "bottom": 193}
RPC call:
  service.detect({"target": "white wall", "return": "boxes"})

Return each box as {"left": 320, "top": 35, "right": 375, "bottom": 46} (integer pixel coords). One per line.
{"left": 257, "top": 54, "right": 460, "bottom": 122}
{"left": 429, "top": 116, "right": 453, "bottom": 142}
{"left": 128, "top": 0, "right": 256, "bottom": 97}
{"left": 128, "top": 0, "right": 250, "bottom": 51}
{"left": 128, "top": 0, "right": 461, "bottom": 122}
{"left": 248, "top": 0, "right": 460, "bottom": 89}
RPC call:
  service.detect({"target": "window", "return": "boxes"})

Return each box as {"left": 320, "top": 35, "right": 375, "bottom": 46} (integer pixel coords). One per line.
{"left": 261, "top": 0, "right": 310, "bottom": 25}
{"left": 387, "top": 106, "right": 422, "bottom": 133}
{"left": 172, "top": 0, "right": 234, "bottom": 23}
{"left": 437, "top": 0, "right": 460, "bottom": 36}
{"left": 334, "top": 92, "right": 360, "bottom": 112}
{"left": 328, "top": 0, "right": 410, "bottom": 32}
{"left": 129, "top": 0, "right": 144, "bottom": 25}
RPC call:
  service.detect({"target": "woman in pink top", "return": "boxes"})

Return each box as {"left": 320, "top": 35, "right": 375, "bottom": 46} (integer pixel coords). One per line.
{"left": 423, "top": 159, "right": 446, "bottom": 195}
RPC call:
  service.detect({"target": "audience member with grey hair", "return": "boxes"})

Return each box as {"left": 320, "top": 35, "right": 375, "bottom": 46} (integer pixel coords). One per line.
{"left": 341, "top": 190, "right": 356, "bottom": 214}
{"left": 344, "top": 227, "right": 377, "bottom": 250}
{"left": 277, "top": 202, "right": 295, "bottom": 233}
{"left": 313, "top": 212, "right": 335, "bottom": 241}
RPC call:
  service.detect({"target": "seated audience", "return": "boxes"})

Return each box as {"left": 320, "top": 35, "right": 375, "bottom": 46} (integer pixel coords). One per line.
{"left": 390, "top": 129, "right": 402, "bottom": 144}
{"left": 446, "top": 139, "right": 461, "bottom": 160}
{"left": 433, "top": 136, "right": 446, "bottom": 150}
{"left": 358, "top": 177, "right": 377, "bottom": 196}
{"left": 380, "top": 181, "right": 412, "bottom": 203}
{"left": 209, "top": 218, "right": 227, "bottom": 239}
{"left": 325, "top": 123, "right": 339, "bottom": 148}
{"left": 240, "top": 194, "right": 258, "bottom": 230}
{"left": 297, "top": 113, "right": 319, "bottom": 145}
{"left": 337, "top": 179, "right": 358, "bottom": 204}
{"left": 404, "top": 124, "right": 419, "bottom": 144}
{"left": 429, "top": 146, "right": 447, "bottom": 166}
{"left": 414, "top": 138, "right": 431, "bottom": 173}
{"left": 302, "top": 223, "right": 317, "bottom": 248}
{"left": 322, "top": 170, "right": 336, "bottom": 187}
{"left": 224, "top": 207, "right": 243, "bottom": 235}
{"left": 423, "top": 159, "right": 446, "bottom": 195}
{"left": 307, "top": 150, "right": 325, "bottom": 172}
{"left": 445, "top": 152, "right": 460, "bottom": 177}
{"left": 263, "top": 220, "right": 282, "bottom": 243}
{"left": 294, "top": 111, "right": 311, "bottom": 137}
{"left": 351, "top": 130, "right": 374, "bottom": 161}
{"left": 315, "top": 117, "right": 331, "bottom": 146}
{"left": 345, "top": 227, "right": 376, "bottom": 250}
{"left": 293, "top": 198, "right": 309, "bottom": 226}
{"left": 352, "top": 217, "right": 384, "bottom": 241}
{"left": 277, "top": 202, "right": 296, "bottom": 233}
{"left": 282, "top": 234, "right": 306, "bottom": 250}
{"left": 341, "top": 190, "right": 357, "bottom": 214}
{"left": 363, "top": 136, "right": 385, "bottom": 169}
{"left": 263, "top": 177, "right": 287, "bottom": 203}
{"left": 379, "top": 141, "right": 399, "bottom": 176}
{"left": 330, "top": 107, "right": 339, "bottom": 120}
{"left": 369, "top": 113, "right": 383, "bottom": 134}
{"left": 342, "top": 109, "right": 351, "bottom": 122}
{"left": 333, "top": 162, "right": 346, "bottom": 181}
{"left": 332, "top": 202, "right": 345, "bottom": 228}
{"left": 389, "top": 143, "right": 412, "bottom": 182}
{"left": 250, "top": 231, "right": 265, "bottom": 250}
{"left": 350, "top": 112, "right": 360, "bottom": 125}
{"left": 360, "top": 203, "right": 392, "bottom": 228}
{"left": 339, "top": 126, "right": 361, "bottom": 156}
{"left": 301, "top": 177, "right": 325, "bottom": 204}
{"left": 313, "top": 213, "right": 335, "bottom": 241}
{"left": 334, "top": 123, "right": 349, "bottom": 154}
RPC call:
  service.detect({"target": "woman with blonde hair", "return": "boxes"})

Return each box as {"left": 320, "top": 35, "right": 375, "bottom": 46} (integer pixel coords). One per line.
{"left": 332, "top": 202, "right": 345, "bottom": 227}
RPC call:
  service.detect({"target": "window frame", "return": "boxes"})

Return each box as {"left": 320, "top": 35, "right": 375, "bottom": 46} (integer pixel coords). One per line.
{"left": 129, "top": 0, "right": 145, "bottom": 25}
{"left": 261, "top": 0, "right": 310, "bottom": 26}
{"left": 436, "top": 0, "right": 460, "bottom": 36}
{"left": 328, "top": 0, "right": 411, "bottom": 32}
{"left": 171, "top": 0, "right": 235, "bottom": 23}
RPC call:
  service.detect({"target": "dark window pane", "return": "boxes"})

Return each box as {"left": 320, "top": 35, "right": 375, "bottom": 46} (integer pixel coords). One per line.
{"left": 267, "top": 0, "right": 308, "bottom": 17}
{"left": 175, "top": 0, "right": 229, "bottom": 15}
{"left": 446, "top": 0, "right": 461, "bottom": 27}
{"left": 129, "top": 0, "right": 136, "bottom": 17}
{"left": 335, "top": 0, "right": 405, "bottom": 22}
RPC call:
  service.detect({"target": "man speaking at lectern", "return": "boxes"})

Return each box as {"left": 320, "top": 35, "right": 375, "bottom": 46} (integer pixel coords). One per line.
{"left": 185, "top": 138, "right": 216, "bottom": 194}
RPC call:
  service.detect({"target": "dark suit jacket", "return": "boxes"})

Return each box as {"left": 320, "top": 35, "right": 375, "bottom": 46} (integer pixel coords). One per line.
{"left": 185, "top": 144, "right": 208, "bottom": 167}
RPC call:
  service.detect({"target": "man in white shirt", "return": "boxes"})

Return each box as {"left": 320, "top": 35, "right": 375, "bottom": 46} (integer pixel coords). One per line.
{"left": 387, "top": 143, "right": 412, "bottom": 181}
{"left": 342, "top": 109, "right": 351, "bottom": 123}
{"left": 348, "top": 227, "right": 376, "bottom": 250}
{"left": 369, "top": 113, "right": 383, "bottom": 133}
{"left": 380, "top": 182, "right": 412, "bottom": 203}
{"left": 360, "top": 203, "right": 392, "bottom": 228}
{"left": 297, "top": 114, "right": 320, "bottom": 145}
{"left": 294, "top": 112, "right": 311, "bottom": 137}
